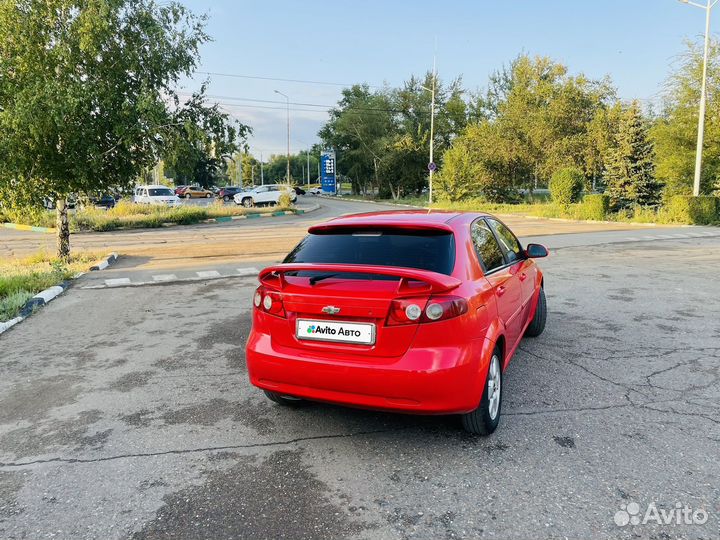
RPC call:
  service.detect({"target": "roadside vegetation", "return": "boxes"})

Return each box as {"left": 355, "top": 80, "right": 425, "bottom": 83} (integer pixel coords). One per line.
{"left": 316, "top": 47, "right": 720, "bottom": 225}
{"left": 0, "top": 200, "right": 295, "bottom": 232}
{"left": 0, "top": 252, "right": 101, "bottom": 321}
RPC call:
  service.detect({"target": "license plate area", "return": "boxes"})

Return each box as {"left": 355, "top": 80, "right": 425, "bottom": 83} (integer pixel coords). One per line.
{"left": 296, "top": 319, "right": 376, "bottom": 345}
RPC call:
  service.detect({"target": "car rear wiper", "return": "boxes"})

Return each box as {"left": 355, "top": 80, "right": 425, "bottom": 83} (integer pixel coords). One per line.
{"left": 309, "top": 273, "right": 340, "bottom": 285}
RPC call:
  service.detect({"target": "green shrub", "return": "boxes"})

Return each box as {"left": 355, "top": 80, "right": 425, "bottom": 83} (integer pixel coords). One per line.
{"left": 578, "top": 194, "right": 610, "bottom": 221}
{"left": 665, "top": 195, "right": 719, "bottom": 224}
{"left": 549, "top": 167, "right": 584, "bottom": 205}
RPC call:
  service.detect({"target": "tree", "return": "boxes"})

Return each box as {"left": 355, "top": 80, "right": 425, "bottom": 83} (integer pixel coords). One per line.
{"left": 436, "top": 121, "right": 526, "bottom": 203}
{"left": 163, "top": 87, "right": 249, "bottom": 187}
{"left": 0, "top": 0, "right": 207, "bottom": 258}
{"left": 650, "top": 39, "right": 720, "bottom": 196}
{"left": 470, "top": 55, "right": 615, "bottom": 192}
{"left": 603, "top": 101, "right": 661, "bottom": 210}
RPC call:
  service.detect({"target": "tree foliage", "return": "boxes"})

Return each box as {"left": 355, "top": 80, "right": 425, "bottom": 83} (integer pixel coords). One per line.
{"left": 604, "top": 101, "right": 660, "bottom": 210}
{"left": 549, "top": 167, "right": 584, "bottom": 205}
{"left": 319, "top": 75, "right": 466, "bottom": 199}
{"left": 650, "top": 39, "right": 720, "bottom": 196}
{"left": 440, "top": 55, "right": 616, "bottom": 202}
{"left": 163, "top": 86, "right": 250, "bottom": 187}
{"left": 0, "top": 0, "right": 227, "bottom": 257}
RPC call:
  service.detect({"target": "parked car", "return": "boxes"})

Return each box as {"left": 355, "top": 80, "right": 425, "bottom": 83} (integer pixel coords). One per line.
{"left": 218, "top": 186, "right": 244, "bottom": 202}
{"left": 91, "top": 194, "right": 116, "bottom": 209}
{"left": 246, "top": 211, "right": 549, "bottom": 435}
{"left": 133, "top": 185, "right": 181, "bottom": 206}
{"left": 293, "top": 186, "right": 306, "bottom": 196}
{"left": 308, "top": 186, "right": 322, "bottom": 195}
{"left": 233, "top": 184, "right": 297, "bottom": 207}
{"left": 174, "top": 185, "right": 188, "bottom": 196}
{"left": 180, "top": 185, "right": 214, "bottom": 199}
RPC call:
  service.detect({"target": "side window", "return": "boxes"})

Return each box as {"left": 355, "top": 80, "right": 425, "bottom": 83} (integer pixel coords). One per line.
{"left": 488, "top": 219, "right": 523, "bottom": 263}
{"left": 256, "top": 187, "right": 267, "bottom": 193}
{"left": 470, "top": 219, "right": 505, "bottom": 273}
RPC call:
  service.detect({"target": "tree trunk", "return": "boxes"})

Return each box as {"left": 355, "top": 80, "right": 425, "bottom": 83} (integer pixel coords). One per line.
{"left": 56, "top": 198, "right": 70, "bottom": 260}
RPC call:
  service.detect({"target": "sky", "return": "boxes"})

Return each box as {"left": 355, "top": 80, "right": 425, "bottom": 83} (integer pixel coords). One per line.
{"left": 180, "top": 0, "right": 714, "bottom": 158}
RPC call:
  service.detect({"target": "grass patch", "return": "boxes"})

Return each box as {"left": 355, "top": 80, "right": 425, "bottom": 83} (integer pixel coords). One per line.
{"left": 0, "top": 251, "right": 102, "bottom": 321}
{"left": 2, "top": 200, "right": 295, "bottom": 232}
{"left": 430, "top": 198, "right": 718, "bottom": 225}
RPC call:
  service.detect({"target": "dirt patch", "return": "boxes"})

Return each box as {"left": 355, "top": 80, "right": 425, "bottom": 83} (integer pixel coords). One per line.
{"left": 195, "top": 313, "right": 250, "bottom": 350}
{"left": 0, "top": 410, "right": 107, "bottom": 459}
{"left": 160, "top": 397, "right": 276, "bottom": 435}
{"left": 109, "top": 370, "right": 156, "bottom": 392}
{"left": 0, "top": 375, "right": 85, "bottom": 424}
{"left": 133, "top": 450, "right": 367, "bottom": 540}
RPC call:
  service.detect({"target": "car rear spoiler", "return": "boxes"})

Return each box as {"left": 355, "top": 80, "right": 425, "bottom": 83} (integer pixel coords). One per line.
{"left": 259, "top": 263, "right": 462, "bottom": 295}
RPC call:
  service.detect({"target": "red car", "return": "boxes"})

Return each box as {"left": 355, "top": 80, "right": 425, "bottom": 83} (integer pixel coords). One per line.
{"left": 246, "top": 211, "right": 548, "bottom": 434}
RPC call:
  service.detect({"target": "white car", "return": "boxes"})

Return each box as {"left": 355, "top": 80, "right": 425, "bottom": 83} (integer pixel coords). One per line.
{"left": 133, "top": 185, "right": 181, "bottom": 206}
{"left": 233, "top": 184, "right": 297, "bottom": 207}
{"left": 308, "top": 187, "right": 322, "bottom": 195}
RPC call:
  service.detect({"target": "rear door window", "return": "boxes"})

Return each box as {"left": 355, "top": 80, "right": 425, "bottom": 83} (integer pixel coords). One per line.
{"left": 284, "top": 230, "right": 456, "bottom": 276}
{"left": 470, "top": 220, "right": 505, "bottom": 273}
{"left": 487, "top": 218, "right": 523, "bottom": 264}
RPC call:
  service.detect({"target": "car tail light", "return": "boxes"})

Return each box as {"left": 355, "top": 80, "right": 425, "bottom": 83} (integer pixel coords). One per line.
{"left": 386, "top": 296, "right": 468, "bottom": 326}
{"left": 254, "top": 286, "right": 286, "bottom": 318}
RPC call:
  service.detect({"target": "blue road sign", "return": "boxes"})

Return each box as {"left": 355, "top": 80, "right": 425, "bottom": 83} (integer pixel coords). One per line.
{"left": 320, "top": 151, "right": 337, "bottom": 194}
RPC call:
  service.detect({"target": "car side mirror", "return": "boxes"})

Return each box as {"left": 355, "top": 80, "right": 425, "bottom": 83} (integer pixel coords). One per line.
{"left": 525, "top": 243, "right": 549, "bottom": 258}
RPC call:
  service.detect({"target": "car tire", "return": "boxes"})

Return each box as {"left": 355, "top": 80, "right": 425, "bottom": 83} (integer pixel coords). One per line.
{"left": 185, "top": 193, "right": 191, "bottom": 199}
{"left": 461, "top": 350, "right": 502, "bottom": 436}
{"left": 223, "top": 195, "right": 230, "bottom": 202}
{"left": 242, "top": 197, "right": 253, "bottom": 208}
{"left": 205, "top": 193, "right": 211, "bottom": 198}
{"left": 264, "top": 390, "right": 305, "bottom": 407}
{"left": 524, "top": 287, "right": 547, "bottom": 338}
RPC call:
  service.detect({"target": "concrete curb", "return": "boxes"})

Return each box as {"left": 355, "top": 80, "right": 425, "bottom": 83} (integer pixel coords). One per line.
{"left": 0, "top": 281, "right": 71, "bottom": 336}
{"left": 1, "top": 222, "right": 57, "bottom": 233}
{"left": 0, "top": 252, "right": 118, "bottom": 336}
{"left": 90, "top": 252, "right": 118, "bottom": 271}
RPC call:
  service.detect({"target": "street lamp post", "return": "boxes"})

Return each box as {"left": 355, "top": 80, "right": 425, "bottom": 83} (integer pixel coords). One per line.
{"left": 274, "top": 90, "right": 291, "bottom": 184}
{"left": 680, "top": 0, "right": 718, "bottom": 196}
{"left": 421, "top": 55, "right": 437, "bottom": 205}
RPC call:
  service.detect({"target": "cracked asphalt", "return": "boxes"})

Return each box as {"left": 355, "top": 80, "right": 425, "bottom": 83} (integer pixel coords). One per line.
{"left": 1, "top": 234, "right": 719, "bottom": 539}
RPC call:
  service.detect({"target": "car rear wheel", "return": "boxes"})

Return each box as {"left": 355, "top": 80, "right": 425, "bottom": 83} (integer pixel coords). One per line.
{"left": 264, "top": 390, "right": 305, "bottom": 407}
{"left": 524, "top": 287, "right": 546, "bottom": 337}
{"left": 223, "top": 195, "right": 230, "bottom": 202}
{"left": 242, "top": 197, "right": 253, "bottom": 208}
{"left": 461, "top": 351, "right": 502, "bottom": 435}
{"left": 205, "top": 193, "right": 211, "bottom": 198}
{"left": 184, "top": 193, "right": 191, "bottom": 199}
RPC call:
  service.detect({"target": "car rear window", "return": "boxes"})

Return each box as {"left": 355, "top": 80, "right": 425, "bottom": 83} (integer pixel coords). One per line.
{"left": 283, "top": 229, "right": 456, "bottom": 275}
{"left": 148, "top": 188, "right": 173, "bottom": 196}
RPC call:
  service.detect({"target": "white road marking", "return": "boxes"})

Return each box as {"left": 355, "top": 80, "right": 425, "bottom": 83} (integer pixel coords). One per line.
{"left": 105, "top": 278, "right": 131, "bottom": 287}
{"left": 670, "top": 234, "right": 688, "bottom": 238}
{"left": 642, "top": 235, "right": 657, "bottom": 240}
{"left": 152, "top": 274, "right": 177, "bottom": 282}
{"left": 657, "top": 234, "right": 675, "bottom": 239}
{"left": 625, "top": 237, "right": 640, "bottom": 241}
{"left": 236, "top": 267, "right": 260, "bottom": 277}
{"left": 196, "top": 270, "right": 221, "bottom": 278}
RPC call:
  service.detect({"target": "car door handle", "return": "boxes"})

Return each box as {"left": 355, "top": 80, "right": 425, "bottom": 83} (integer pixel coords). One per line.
{"left": 496, "top": 286, "right": 506, "bottom": 297}
{"left": 519, "top": 272, "right": 527, "bottom": 282}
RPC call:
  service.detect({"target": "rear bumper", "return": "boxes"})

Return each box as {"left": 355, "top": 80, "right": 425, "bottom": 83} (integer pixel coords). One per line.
{"left": 246, "top": 332, "right": 493, "bottom": 414}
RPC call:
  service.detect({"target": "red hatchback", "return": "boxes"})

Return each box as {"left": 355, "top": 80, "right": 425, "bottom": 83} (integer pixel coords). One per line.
{"left": 246, "top": 211, "right": 549, "bottom": 434}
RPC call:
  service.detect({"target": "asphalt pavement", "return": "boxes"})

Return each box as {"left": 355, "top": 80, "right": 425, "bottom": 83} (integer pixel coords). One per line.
{"left": 1, "top": 199, "right": 719, "bottom": 539}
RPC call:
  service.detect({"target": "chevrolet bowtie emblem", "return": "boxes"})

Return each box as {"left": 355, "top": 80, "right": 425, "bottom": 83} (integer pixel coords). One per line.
{"left": 322, "top": 306, "right": 341, "bottom": 315}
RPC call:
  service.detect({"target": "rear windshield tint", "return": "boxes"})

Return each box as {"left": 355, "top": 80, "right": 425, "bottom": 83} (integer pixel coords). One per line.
{"left": 283, "top": 230, "right": 455, "bottom": 275}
